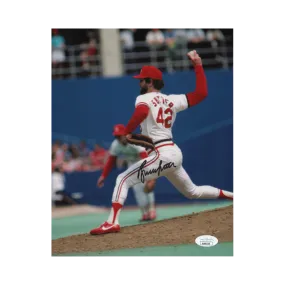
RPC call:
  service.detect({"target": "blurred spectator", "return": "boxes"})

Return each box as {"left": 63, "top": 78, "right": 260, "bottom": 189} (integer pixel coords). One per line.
{"left": 62, "top": 143, "right": 72, "bottom": 161}
{"left": 187, "top": 28, "right": 206, "bottom": 47}
{"left": 120, "top": 29, "right": 136, "bottom": 74}
{"left": 146, "top": 29, "right": 166, "bottom": 71}
{"left": 172, "top": 29, "right": 188, "bottom": 70}
{"left": 164, "top": 29, "right": 176, "bottom": 49}
{"left": 206, "top": 29, "right": 226, "bottom": 68}
{"left": 80, "top": 37, "right": 97, "bottom": 77}
{"left": 52, "top": 29, "right": 66, "bottom": 78}
{"left": 52, "top": 140, "right": 65, "bottom": 167}
{"left": 164, "top": 29, "right": 175, "bottom": 71}
{"left": 52, "top": 152, "right": 56, "bottom": 172}
{"left": 120, "top": 29, "right": 135, "bottom": 52}
{"left": 78, "top": 140, "right": 90, "bottom": 158}
{"left": 89, "top": 144, "right": 108, "bottom": 171}
{"left": 146, "top": 29, "right": 165, "bottom": 48}
{"left": 164, "top": 29, "right": 181, "bottom": 72}
{"left": 173, "top": 29, "right": 188, "bottom": 41}
{"left": 51, "top": 140, "right": 131, "bottom": 173}
{"left": 62, "top": 144, "right": 83, "bottom": 172}
{"left": 206, "top": 29, "right": 225, "bottom": 48}
{"left": 52, "top": 166, "right": 76, "bottom": 207}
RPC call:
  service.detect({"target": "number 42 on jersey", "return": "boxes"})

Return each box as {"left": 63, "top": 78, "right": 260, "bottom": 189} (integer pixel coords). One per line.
{"left": 151, "top": 95, "right": 174, "bottom": 129}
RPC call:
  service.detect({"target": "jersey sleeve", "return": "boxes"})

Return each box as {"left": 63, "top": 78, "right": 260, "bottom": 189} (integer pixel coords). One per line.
{"left": 135, "top": 95, "right": 150, "bottom": 108}
{"left": 109, "top": 140, "right": 120, "bottom": 156}
{"left": 168, "top": 94, "right": 189, "bottom": 113}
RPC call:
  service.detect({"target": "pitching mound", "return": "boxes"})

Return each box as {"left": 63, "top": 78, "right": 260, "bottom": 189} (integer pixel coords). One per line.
{"left": 52, "top": 205, "right": 233, "bottom": 255}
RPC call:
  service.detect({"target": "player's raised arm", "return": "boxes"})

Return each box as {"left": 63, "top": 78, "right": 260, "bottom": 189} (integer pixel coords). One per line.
{"left": 185, "top": 50, "right": 208, "bottom": 107}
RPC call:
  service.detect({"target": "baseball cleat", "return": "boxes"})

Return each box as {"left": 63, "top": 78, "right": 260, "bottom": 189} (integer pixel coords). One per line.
{"left": 149, "top": 210, "right": 157, "bottom": 220}
{"left": 219, "top": 190, "right": 233, "bottom": 200}
{"left": 90, "top": 221, "right": 120, "bottom": 235}
{"left": 140, "top": 213, "right": 150, "bottom": 222}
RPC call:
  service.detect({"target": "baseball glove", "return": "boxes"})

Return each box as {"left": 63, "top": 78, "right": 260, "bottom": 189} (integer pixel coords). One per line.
{"left": 126, "top": 134, "right": 155, "bottom": 150}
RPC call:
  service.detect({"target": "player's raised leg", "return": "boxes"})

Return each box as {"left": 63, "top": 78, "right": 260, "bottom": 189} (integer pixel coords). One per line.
{"left": 166, "top": 165, "right": 233, "bottom": 200}
{"left": 90, "top": 151, "right": 162, "bottom": 235}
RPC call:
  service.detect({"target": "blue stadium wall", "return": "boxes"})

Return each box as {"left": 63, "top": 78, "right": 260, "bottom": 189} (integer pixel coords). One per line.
{"left": 52, "top": 69, "right": 233, "bottom": 206}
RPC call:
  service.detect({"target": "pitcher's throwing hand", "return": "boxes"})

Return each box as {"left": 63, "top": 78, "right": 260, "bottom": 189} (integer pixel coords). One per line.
{"left": 187, "top": 50, "right": 202, "bottom": 66}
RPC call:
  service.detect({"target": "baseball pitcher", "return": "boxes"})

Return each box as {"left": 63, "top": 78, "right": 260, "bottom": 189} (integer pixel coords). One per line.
{"left": 97, "top": 124, "right": 157, "bottom": 221}
{"left": 90, "top": 50, "right": 233, "bottom": 235}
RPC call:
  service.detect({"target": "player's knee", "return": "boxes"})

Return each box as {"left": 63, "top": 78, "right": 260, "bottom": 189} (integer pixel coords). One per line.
{"left": 115, "top": 173, "right": 125, "bottom": 185}
{"left": 116, "top": 173, "right": 134, "bottom": 190}
{"left": 186, "top": 185, "right": 201, "bottom": 199}
{"left": 189, "top": 185, "right": 201, "bottom": 199}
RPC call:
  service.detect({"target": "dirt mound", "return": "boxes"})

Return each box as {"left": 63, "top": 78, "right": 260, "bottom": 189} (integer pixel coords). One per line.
{"left": 52, "top": 205, "right": 233, "bottom": 255}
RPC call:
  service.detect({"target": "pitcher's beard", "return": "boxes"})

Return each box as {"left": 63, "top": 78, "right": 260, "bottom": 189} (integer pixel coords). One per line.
{"left": 140, "top": 87, "right": 148, "bottom": 95}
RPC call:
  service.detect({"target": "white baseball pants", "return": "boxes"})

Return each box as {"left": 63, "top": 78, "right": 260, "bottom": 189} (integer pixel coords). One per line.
{"left": 112, "top": 143, "right": 223, "bottom": 205}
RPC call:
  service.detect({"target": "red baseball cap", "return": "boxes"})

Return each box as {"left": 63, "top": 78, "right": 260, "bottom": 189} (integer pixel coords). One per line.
{"left": 133, "top": 66, "right": 163, "bottom": 80}
{"left": 113, "top": 124, "right": 126, "bottom": 136}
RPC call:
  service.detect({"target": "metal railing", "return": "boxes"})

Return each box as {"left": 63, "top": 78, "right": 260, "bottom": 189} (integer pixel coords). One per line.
{"left": 52, "top": 38, "right": 233, "bottom": 79}
{"left": 121, "top": 39, "right": 233, "bottom": 74}
{"left": 52, "top": 44, "right": 103, "bottom": 79}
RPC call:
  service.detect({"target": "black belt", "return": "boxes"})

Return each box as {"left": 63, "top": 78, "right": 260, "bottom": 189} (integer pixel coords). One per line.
{"left": 154, "top": 138, "right": 173, "bottom": 145}
{"left": 145, "top": 138, "right": 173, "bottom": 151}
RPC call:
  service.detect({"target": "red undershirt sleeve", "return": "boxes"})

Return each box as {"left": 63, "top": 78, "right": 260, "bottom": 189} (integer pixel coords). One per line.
{"left": 101, "top": 155, "right": 117, "bottom": 179}
{"left": 186, "top": 65, "right": 208, "bottom": 107}
{"left": 125, "top": 104, "right": 149, "bottom": 134}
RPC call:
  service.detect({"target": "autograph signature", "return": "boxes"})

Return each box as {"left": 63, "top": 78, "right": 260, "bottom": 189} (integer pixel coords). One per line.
{"left": 137, "top": 159, "right": 176, "bottom": 183}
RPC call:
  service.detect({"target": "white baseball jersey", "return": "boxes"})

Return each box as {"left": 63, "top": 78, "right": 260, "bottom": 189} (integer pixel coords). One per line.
{"left": 135, "top": 92, "right": 188, "bottom": 142}
{"left": 109, "top": 139, "right": 146, "bottom": 166}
